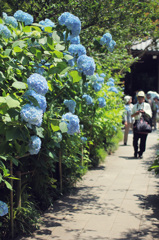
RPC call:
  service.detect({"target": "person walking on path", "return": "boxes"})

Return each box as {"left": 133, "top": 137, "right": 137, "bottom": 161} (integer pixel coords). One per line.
{"left": 131, "top": 91, "right": 152, "bottom": 159}
{"left": 123, "top": 95, "right": 133, "bottom": 145}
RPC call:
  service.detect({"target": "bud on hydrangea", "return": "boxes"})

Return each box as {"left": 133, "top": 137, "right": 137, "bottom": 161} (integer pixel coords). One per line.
{"left": 20, "top": 104, "right": 43, "bottom": 128}
{"left": 0, "top": 24, "right": 11, "bottom": 39}
{"left": 64, "top": 99, "right": 76, "bottom": 113}
{"left": 98, "top": 97, "right": 106, "bottom": 108}
{"left": 61, "top": 112, "right": 80, "bottom": 135}
{"left": 93, "top": 83, "right": 102, "bottom": 92}
{"left": 14, "top": 10, "right": 33, "bottom": 25}
{"left": 27, "top": 73, "right": 48, "bottom": 96}
{"left": 82, "top": 94, "right": 93, "bottom": 105}
{"left": 77, "top": 55, "right": 95, "bottom": 76}
{"left": 24, "top": 90, "right": 47, "bottom": 112}
{"left": 2, "top": 12, "right": 18, "bottom": 28}
{"left": 108, "top": 87, "right": 118, "bottom": 93}
{"left": 28, "top": 136, "right": 41, "bottom": 155}
{"left": 0, "top": 201, "right": 8, "bottom": 217}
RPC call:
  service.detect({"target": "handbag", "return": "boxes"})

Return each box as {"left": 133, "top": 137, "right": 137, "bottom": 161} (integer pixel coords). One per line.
{"left": 133, "top": 114, "right": 152, "bottom": 134}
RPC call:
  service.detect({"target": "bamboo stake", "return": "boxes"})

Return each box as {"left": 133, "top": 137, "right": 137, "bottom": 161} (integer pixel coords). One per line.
{"left": 81, "top": 145, "right": 83, "bottom": 166}
{"left": 10, "top": 159, "right": 14, "bottom": 239}
{"left": 59, "top": 150, "right": 62, "bottom": 192}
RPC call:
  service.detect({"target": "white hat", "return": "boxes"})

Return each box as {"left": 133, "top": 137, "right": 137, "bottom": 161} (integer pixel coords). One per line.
{"left": 124, "top": 95, "right": 131, "bottom": 103}
{"left": 137, "top": 91, "right": 145, "bottom": 97}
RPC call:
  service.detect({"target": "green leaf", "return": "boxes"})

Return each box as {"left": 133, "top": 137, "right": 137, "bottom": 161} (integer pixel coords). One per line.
{"left": 51, "top": 123, "right": 60, "bottom": 132}
{"left": 69, "top": 70, "right": 82, "bottom": 83}
{"left": 0, "top": 97, "right": 6, "bottom": 103}
{"left": 59, "top": 122, "right": 68, "bottom": 133}
{"left": 52, "top": 31, "right": 61, "bottom": 43}
{"left": 6, "top": 127, "right": 21, "bottom": 141}
{"left": 0, "top": 71, "right": 5, "bottom": 82}
{"left": 55, "top": 44, "right": 65, "bottom": 51}
{"left": 12, "top": 158, "right": 19, "bottom": 166}
{"left": 5, "top": 96, "right": 20, "bottom": 108}
{"left": 4, "top": 180, "right": 12, "bottom": 190}
{"left": 13, "top": 46, "right": 23, "bottom": 52}
{"left": 35, "top": 127, "right": 44, "bottom": 138}
{"left": 12, "top": 81, "right": 27, "bottom": 89}
{"left": 54, "top": 50, "right": 63, "bottom": 58}
{"left": 64, "top": 54, "right": 74, "bottom": 61}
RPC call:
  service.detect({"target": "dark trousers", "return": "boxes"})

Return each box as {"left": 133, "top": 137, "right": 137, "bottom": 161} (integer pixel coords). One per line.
{"left": 133, "top": 132, "right": 148, "bottom": 155}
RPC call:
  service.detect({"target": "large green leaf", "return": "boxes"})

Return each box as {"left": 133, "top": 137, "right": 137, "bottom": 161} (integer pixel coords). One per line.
{"left": 12, "top": 81, "right": 27, "bottom": 89}
{"left": 51, "top": 123, "right": 60, "bottom": 132}
{"left": 69, "top": 70, "right": 82, "bottom": 83}
{"left": 5, "top": 96, "right": 20, "bottom": 108}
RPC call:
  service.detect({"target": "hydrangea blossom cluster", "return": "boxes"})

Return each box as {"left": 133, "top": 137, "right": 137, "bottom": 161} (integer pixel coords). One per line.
{"left": 68, "top": 44, "right": 86, "bottom": 57}
{"left": 28, "top": 136, "right": 41, "bottom": 155}
{"left": 100, "top": 32, "right": 116, "bottom": 52}
{"left": 108, "top": 87, "right": 118, "bottom": 93}
{"left": 58, "top": 12, "right": 81, "bottom": 37}
{"left": 77, "top": 55, "right": 95, "bottom": 76}
{"left": 106, "top": 81, "right": 115, "bottom": 87}
{"left": 39, "top": 18, "right": 55, "bottom": 31}
{"left": 109, "top": 78, "right": 115, "bottom": 82}
{"left": 61, "top": 112, "right": 80, "bottom": 135}
{"left": 20, "top": 104, "right": 43, "bottom": 128}
{"left": 63, "top": 31, "right": 80, "bottom": 44}
{"left": 2, "top": 12, "right": 18, "bottom": 28}
{"left": 0, "top": 201, "right": 8, "bottom": 216}
{"left": 27, "top": 73, "right": 48, "bottom": 96}
{"left": 0, "top": 24, "right": 11, "bottom": 39}
{"left": 82, "top": 94, "right": 93, "bottom": 105}
{"left": 24, "top": 90, "right": 47, "bottom": 112}
{"left": 93, "top": 83, "right": 102, "bottom": 92}
{"left": 14, "top": 10, "right": 33, "bottom": 25}
{"left": 81, "top": 137, "right": 87, "bottom": 143}
{"left": 98, "top": 97, "right": 106, "bottom": 108}
{"left": 100, "top": 73, "right": 106, "bottom": 78}
{"left": 64, "top": 99, "right": 76, "bottom": 113}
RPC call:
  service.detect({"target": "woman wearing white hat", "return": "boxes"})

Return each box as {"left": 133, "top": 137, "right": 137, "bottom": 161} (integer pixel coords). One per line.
{"left": 131, "top": 91, "right": 152, "bottom": 158}
{"left": 123, "top": 95, "right": 133, "bottom": 145}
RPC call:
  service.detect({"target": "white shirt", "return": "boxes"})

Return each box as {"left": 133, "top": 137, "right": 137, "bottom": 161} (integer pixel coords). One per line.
{"left": 131, "top": 102, "right": 152, "bottom": 120}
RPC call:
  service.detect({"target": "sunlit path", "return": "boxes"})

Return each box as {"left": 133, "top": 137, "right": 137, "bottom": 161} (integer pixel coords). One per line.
{"left": 17, "top": 130, "right": 159, "bottom": 240}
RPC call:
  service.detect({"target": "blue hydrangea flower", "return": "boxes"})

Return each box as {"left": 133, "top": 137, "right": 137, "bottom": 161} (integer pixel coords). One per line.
{"left": 0, "top": 24, "right": 11, "bottom": 39}
{"left": 58, "top": 12, "right": 72, "bottom": 25}
{"left": 82, "top": 94, "right": 93, "bottom": 105}
{"left": 61, "top": 112, "right": 80, "bottom": 135}
{"left": 100, "top": 73, "right": 106, "bottom": 78}
{"left": 109, "top": 78, "right": 115, "bottom": 82}
{"left": 39, "top": 18, "right": 55, "bottom": 31}
{"left": 0, "top": 201, "right": 8, "bottom": 217}
{"left": 108, "top": 87, "right": 118, "bottom": 93}
{"left": 58, "top": 12, "right": 81, "bottom": 37}
{"left": 107, "top": 40, "right": 116, "bottom": 52}
{"left": 28, "top": 136, "right": 41, "bottom": 155}
{"left": 27, "top": 73, "right": 48, "bottom": 96}
{"left": 96, "top": 77, "right": 104, "bottom": 84}
{"left": 55, "top": 132, "right": 62, "bottom": 142}
{"left": 70, "top": 35, "right": 80, "bottom": 44}
{"left": 98, "top": 97, "right": 106, "bottom": 108}
{"left": 23, "top": 90, "right": 47, "bottom": 112}
{"left": 64, "top": 99, "right": 76, "bottom": 113}
{"left": 106, "top": 81, "right": 115, "bottom": 87}
{"left": 2, "top": 12, "right": 18, "bottom": 28}
{"left": 63, "top": 31, "right": 80, "bottom": 44}
{"left": 77, "top": 55, "right": 95, "bottom": 76}
{"left": 81, "top": 137, "right": 87, "bottom": 143}
{"left": 20, "top": 104, "right": 43, "bottom": 127}
{"left": 14, "top": 10, "right": 33, "bottom": 25}
{"left": 68, "top": 44, "right": 86, "bottom": 57}
{"left": 93, "top": 83, "right": 102, "bottom": 92}
{"left": 100, "top": 32, "right": 112, "bottom": 46}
